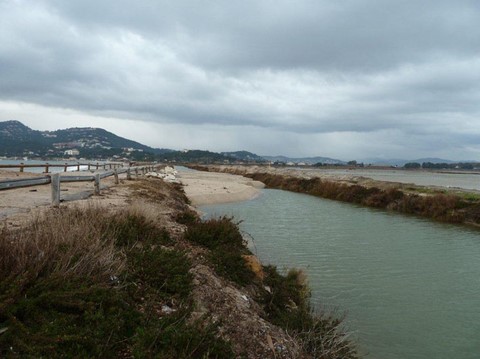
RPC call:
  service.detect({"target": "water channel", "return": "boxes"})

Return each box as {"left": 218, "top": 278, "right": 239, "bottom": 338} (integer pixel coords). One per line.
{"left": 200, "top": 189, "right": 480, "bottom": 359}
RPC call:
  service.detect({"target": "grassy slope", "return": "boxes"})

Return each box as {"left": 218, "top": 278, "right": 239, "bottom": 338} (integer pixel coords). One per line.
{"left": 0, "top": 179, "right": 358, "bottom": 358}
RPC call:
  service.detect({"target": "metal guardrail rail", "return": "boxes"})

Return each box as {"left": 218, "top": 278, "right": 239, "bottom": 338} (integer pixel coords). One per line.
{"left": 0, "top": 164, "right": 163, "bottom": 206}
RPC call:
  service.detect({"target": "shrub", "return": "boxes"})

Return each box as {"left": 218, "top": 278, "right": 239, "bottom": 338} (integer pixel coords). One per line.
{"left": 133, "top": 313, "right": 234, "bottom": 358}
{"left": 184, "top": 217, "right": 255, "bottom": 286}
{"left": 262, "top": 266, "right": 358, "bottom": 359}
{"left": 127, "top": 246, "right": 192, "bottom": 301}
{"left": 108, "top": 213, "right": 171, "bottom": 247}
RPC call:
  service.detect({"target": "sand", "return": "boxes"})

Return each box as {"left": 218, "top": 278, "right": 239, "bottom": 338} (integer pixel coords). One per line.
{"left": 0, "top": 168, "right": 265, "bottom": 224}
{"left": 177, "top": 170, "right": 265, "bottom": 206}
{"left": 0, "top": 169, "right": 129, "bottom": 225}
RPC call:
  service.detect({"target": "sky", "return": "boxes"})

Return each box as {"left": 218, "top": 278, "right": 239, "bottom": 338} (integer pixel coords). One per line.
{"left": 1, "top": 0, "right": 480, "bottom": 161}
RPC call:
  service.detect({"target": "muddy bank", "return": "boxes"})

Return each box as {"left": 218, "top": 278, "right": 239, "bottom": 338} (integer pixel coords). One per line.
{"left": 190, "top": 165, "right": 480, "bottom": 227}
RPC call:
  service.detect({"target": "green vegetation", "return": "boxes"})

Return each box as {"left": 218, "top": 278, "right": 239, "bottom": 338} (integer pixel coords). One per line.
{"left": 184, "top": 215, "right": 358, "bottom": 358}
{"left": 262, "top": 266, "right": 357, "bottom": 358}
{"left": 403, "top": 161, "right": 476, "bottom": 170}
{"left": 0, "top": 176, "right": 360, "bottom": 358}
{"left": 404, "top": 162, "right": 421, "bottom": 169}
{"left": 184, "top": 216, "right": 256, "bottom": 286}
{"left": 0, "top": 206, "right": 233, "bottom": 358}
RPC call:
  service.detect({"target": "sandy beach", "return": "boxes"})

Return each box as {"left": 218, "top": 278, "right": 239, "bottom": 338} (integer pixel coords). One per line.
{"left": 0, "top": 168, "right": 265, "bottom": 225}
{"left": 0, "top": 169, "right": 130, "bottom": 225}
{"left": 177, "top": 170, "right": 265, "bottom": 206}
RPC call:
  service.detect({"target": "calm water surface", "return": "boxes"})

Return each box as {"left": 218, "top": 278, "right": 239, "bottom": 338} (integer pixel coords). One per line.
{"left": 201, "top": 189, "right": 480, "bottom": 359}
{"left": 314, "top": 168, "right": 480, "bottom": 191}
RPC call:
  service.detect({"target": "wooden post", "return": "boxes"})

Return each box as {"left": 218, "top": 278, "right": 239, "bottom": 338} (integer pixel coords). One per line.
{"left": 20, "top": 163, "right": 24, "bottom": 173}
{"left": 88, "top": 163, "right": 91, "bottom": 171}
{"left": 94, "top": 174, "right": 100, "bottom": 195}
{"left": 96, "top": 162, "right": 99, "bottom": 170}
{"left": 103, "top": 164, "right": 106, "bottom": 170}
{"left": 64, "top": 163, "right": 68, "bottom": 172}
{"left": 127, "top": 168, "right": 132, "bottom": 180}
{"left": 114, "top": 169, "right": 119, "bottom": 184}
{"left": 51, "top": 174, "right": 60, "bottom": 207}
{"left": 77, "top": 163, "right": 80, "bottom": 171}
{"left": 45, "top": 163, "right": 50, "bottom": 173}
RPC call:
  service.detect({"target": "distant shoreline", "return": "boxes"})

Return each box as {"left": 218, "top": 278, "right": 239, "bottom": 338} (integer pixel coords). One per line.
{"left": 190, "top": 164, "right": 480, "bottom": 228}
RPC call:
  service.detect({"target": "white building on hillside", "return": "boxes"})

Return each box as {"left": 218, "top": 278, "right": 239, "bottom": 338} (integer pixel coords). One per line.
{"left": 64, "top": 149, "right": 80, "bottom": 156}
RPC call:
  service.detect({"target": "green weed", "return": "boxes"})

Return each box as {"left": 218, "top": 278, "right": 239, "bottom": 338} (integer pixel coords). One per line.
{"left": 184, "top": 217, "right": 255, "bottom": 286}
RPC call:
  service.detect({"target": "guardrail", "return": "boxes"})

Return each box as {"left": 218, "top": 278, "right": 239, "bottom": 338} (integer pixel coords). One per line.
{"left": 0, "top": 164, "right": 162, "bottom": 207}
{"left": 0, "top": 161, "right": 125, "bottom": 173}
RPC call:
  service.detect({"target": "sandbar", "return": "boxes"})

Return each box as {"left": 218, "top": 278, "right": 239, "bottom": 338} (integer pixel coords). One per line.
{"left": 177, "top": 170, "right": 265, "bottom": 206}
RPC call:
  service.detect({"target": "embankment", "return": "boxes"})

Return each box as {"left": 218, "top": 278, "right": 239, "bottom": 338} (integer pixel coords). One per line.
{"left": 0, "top": 176, "right": 358, "bottom": 358}
{"left": 190, "top": 165, "right": 480, "bottom": 227}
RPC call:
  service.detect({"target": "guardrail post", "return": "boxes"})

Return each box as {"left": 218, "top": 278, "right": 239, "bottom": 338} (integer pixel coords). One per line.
{"left": 114, "top": 169, "right": 119, "bottom": 184}
{"left": 51, "top": 174, "right": 60, "bottom": 207}
{"left": 77, "top": 163, "right": 80, "bottom": 171}
{"left": 20, "top": 163, "right": 24, "bottom": 173}
{"left": 96, "top": 162, "right": 99, "bottom": 170}
{"left": 44, "top": 163, "right": 50, "bottom": 173}
{"left": 127, "top": 168, "right": 132, "bottom": 180}
{"left": 64, "top": 163, "right": 68, "bottom": 172}
{"left": 88, "top": 163, "right": 91, "bottom": 171}
{"left": 94, "top": 174, "right": 100, "bottom": 195}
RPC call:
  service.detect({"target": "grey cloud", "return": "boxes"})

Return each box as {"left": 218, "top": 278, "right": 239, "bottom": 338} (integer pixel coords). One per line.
{"left": 1, "top": 0, "right": 480, "bottom": 159}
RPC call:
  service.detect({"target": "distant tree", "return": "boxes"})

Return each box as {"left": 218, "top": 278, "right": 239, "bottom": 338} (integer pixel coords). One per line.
{"left": 347, "top": 160, "right": 357, "bottom": 166}
{"left": 404, "top": 162, "right": 421, "bottom": 169}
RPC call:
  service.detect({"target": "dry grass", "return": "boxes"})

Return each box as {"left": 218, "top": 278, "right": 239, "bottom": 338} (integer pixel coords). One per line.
{"left": 0, "top": 205, "right": 125, "bottom": 288}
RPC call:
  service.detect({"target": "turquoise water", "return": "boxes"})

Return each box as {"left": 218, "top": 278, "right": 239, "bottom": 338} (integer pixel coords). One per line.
{"left": 201, "top": 189, "right": 480, "bottom": 359}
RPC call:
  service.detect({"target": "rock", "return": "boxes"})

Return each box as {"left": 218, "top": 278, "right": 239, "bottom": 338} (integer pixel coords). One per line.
{"left": 161, "top": 305, "right": 176, "bottom": 315}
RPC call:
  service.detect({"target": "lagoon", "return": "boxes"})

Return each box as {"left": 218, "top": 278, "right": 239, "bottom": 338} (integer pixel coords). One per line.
{"left": 201, "top": 189, "right": 480, "bottom": 359}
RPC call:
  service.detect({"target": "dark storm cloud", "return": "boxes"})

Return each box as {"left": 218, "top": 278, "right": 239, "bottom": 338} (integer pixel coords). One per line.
{"left": 1, "top": 0, "right": 480, "bottom": 159}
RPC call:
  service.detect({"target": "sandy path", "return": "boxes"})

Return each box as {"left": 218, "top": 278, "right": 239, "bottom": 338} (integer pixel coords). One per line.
{"left": 0, "top": 170, "right": 130, "bottom": 224}
{"left": 177, "top": 170, "right": 265, "bottom": 206}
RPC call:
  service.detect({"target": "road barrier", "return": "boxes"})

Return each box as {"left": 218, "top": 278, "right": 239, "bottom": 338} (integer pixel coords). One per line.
{"left": 0, "top": 164, "right": 162, "bottom": 207}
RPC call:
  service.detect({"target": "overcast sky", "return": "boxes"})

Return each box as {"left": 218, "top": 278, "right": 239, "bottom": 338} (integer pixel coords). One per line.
{"left": 1, "top": 0, "right": 479, "bottom": 160}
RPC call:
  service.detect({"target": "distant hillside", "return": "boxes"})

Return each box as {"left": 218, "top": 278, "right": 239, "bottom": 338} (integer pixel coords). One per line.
{"left": 221, "top": 151, "right": 266, "bottom": 162}
{"left": 0, "top": 120, "right": 173, "bottom": 159}
{"left": 262, "top": 155, "right": 345, "bottom": 165}
{"left": 0, "top": 121, "right": 49, "bottom": 155}
{"left": 362, "top": 157, "right": 461, "bottom": 166}
{"left": 163, "top": 150, "right": 237, "bottom": 163}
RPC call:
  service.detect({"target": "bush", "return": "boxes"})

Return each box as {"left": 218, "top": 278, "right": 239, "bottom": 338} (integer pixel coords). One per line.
{"left": 127, "top": 246, "right": 192, "bottom": 301}
{"left": 262, "top": 266, "right": 358, "bottom": 359}
{"left": 108, "top": 213, "right": 171, "bottom": 247}
{"left": 0, "top": 205, "right": 232, "bottom": 358}
{"left": 184, "top": 217, "right": 255, "bottom": 286}
{"left": 133, "top": 313, "right": 234, "bottom": 358}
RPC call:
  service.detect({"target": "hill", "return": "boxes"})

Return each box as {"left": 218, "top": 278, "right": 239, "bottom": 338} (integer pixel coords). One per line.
{"left": 221, "top": 151, "right": 266, "bottom": 162}
{"left": 0, "top": 120, "right": 173, "bottom": 159}
{"left": 261, "top": 155, "right": 345, "bottom": 165}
